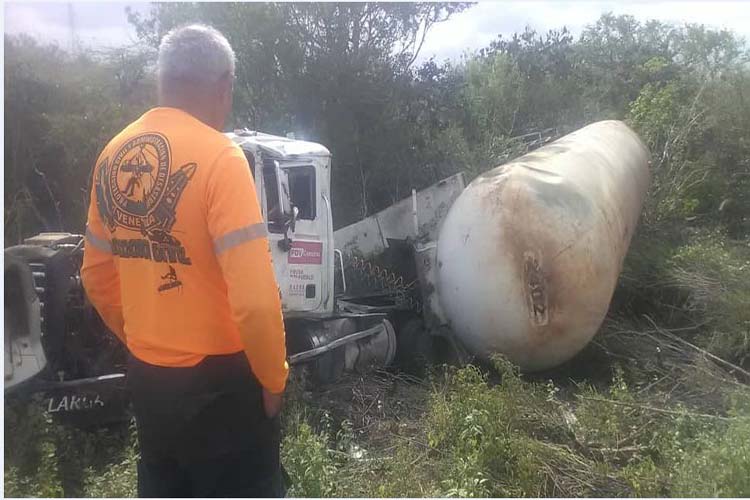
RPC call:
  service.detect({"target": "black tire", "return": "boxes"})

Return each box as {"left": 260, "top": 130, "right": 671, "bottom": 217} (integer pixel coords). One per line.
{"left": 394, "top": 318, "right": 431, "bottom": 373}
{"left": 309, "top": 346, "right": 345, "bottom": 386}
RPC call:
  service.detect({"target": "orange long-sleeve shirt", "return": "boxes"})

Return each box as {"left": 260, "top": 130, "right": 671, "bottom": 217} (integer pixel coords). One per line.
{"left": 81, "top": 107, "right": 288, "bottom": 393}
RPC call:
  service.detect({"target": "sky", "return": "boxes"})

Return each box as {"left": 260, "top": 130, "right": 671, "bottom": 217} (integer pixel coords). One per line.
{"left": 4, "top": 1, "right": 750, "bottom": 62}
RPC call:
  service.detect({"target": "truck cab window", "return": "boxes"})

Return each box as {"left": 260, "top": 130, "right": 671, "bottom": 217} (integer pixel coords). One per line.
{"left": 263, "top": 163, "right": 316, "bottom": 233}
{"left": 288, "top": 166, "right": 316, "bottom": 220}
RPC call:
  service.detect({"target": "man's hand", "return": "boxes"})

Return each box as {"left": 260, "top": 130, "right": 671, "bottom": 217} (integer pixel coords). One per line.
{"left": 262, "top": 388, "right": 283, "bottom": 418}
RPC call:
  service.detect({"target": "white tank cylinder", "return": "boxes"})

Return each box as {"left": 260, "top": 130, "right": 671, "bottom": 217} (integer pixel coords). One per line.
{"left": 436, "top": 120, "right": 650, "bottom": 370}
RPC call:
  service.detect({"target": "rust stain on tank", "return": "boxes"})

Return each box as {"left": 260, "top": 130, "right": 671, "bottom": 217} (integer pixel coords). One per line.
{"left": 523, "top": 251, "right": 549, "bottom": 326}
{"left": 497, "top": 176, "right": 598, "bottom": 352}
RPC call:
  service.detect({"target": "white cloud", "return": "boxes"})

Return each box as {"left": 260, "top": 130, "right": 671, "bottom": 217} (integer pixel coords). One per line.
{"left": 5, "top": 1, "right": 748, "bottom": 60}
{"left": 4, "top": 2, "right": 148, "bottom": 50}
{"left": 419, "top": 1, "right": 750, "bottom": 63}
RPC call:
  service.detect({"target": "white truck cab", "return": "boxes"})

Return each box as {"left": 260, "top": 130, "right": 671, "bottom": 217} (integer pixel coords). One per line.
{"left": 227, "top": 130, "right": 336, "bottom": 318}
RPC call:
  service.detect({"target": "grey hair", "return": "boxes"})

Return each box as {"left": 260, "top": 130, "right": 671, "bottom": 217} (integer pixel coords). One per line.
{"left": 157, "top": 24, "right": 236, "bottom": 88}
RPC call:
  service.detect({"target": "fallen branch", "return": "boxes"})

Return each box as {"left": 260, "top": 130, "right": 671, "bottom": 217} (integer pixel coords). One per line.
{"left": 643, "top": 315, "right": 750, "bottom": 381}
{"left": 591, "top": 445, "right": 647, "bottom": 454}
{"left": 636, "top": 370, "right": 675, "bottom": 394}
{"left": 577, "top": 395, "right": 731, "bottom": 421}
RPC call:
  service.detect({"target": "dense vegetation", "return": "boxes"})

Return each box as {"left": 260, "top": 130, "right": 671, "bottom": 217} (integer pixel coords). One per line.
{"left": 5, "top": 2, "right": 750, "bottom": 497}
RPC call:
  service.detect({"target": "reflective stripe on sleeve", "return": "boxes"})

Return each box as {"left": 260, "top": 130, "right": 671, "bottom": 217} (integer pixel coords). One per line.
{"left": 213, "top": 223, "right": 268, "bottom": 254}
{"left": 85, "top": 227, "right": 112, "bottom": 253}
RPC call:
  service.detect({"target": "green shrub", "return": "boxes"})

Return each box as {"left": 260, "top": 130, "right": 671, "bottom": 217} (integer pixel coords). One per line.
{"left": 425, "top": 359, "right": 605, "bottom": 497}
{"left": 4, "top": 398, "right": 136, "bottom": 497}
{"left": 669, "top": 232, "right": 750, "bottom": 364}
{"left": 281, "top": 417, "right": 338, "bottom": 497}
{"left": 81, "top": 422, "right": 138, "bottom": 498}
{"left": 672, "top": 416, "right": 750, "bottom": 497}
{"left": 4, "top": 400, "right": 64, "bottom": 497}
{"left": 3, "top": 441, "right": 64, "bottom": 498}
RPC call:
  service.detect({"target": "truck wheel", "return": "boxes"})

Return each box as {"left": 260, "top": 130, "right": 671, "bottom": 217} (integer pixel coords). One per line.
{"left": 309, "top": 347, "right": 345, "bottom": 386}
{"left": 394, "top": 318, "right": 431, "bottom": 373}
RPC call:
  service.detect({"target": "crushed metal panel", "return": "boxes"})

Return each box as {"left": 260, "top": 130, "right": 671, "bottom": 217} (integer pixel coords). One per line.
{"left": 333, "top": 216, "right": 387, "bottom": 259}
{"left": 227, "top": 131, "right": 331, "bottom": 159}
{"left": 414, "top": 242, "right": 448, "bottom": 331}
{"left": 334, "top": 173, "right": 466, "bottom": 259}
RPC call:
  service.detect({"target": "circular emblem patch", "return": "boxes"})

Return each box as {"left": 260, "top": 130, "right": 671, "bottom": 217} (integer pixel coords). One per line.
{"left": 107, "top": 133, "right": 171, "bottom": 231}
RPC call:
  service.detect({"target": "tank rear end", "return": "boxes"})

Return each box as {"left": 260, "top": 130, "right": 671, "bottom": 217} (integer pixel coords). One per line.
{"left": 436, "top": 120, "right": 650, "bottom": 370}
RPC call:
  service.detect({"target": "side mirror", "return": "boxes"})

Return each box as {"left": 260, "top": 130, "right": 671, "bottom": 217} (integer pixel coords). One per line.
{"left": 289, "top": 206, "right": 299, "bottom": 233}
{"left": 275, "top": 161, "right": 293, "bottom": 219}
{"left": 278, "top": 206, "right": 299, "bottom": 252}
{"left": 274, "top": 162, "right": 299, "bottom": 252}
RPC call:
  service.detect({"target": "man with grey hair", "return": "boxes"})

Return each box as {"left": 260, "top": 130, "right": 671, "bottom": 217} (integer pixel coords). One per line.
{"left": 82, "top": 24, "right": 288, "bottom": 497}
{"left": 157, "top": 23, "right": 236, "bottom": 129}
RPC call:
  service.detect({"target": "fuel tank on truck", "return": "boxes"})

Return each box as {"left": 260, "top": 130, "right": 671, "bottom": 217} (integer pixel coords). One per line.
{"left": 436, "top": 120, "right": 650, "bottom": 371}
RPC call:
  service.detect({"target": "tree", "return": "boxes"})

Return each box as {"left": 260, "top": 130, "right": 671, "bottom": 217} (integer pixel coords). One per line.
{"left": 6, "top": 9, "right": 748, "bottom": 243}
{"left": 4, "top": 35, "right": 153, "bottom": 244}
{"left": 127, "top": 2, "right": 469, "bottom": 225}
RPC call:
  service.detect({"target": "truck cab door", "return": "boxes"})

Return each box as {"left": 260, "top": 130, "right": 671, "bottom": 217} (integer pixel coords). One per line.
{"left": 260, "top": 158, "right": 331, "bottom": 315}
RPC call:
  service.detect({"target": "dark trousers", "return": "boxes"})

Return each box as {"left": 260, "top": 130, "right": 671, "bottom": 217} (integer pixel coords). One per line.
{"left": 127, "top": 352, "right": 285, "bottom": 498}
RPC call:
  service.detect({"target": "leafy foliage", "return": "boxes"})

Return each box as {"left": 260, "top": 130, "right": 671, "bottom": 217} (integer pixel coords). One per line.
{"left": 4, "top": 35, "right": 153, "bottom": 245}
{"left": 278, "top": 359, "right": 750, "bottom": 498}
{"left": 4, "top": 397, "right": 137, "bottom": 498}
{"left": 6, "top": 7, "right": 749, "bottom": 238}
{"left": 671, "top": 415, "right": 750, "bottom": 497}
{"left": 281, "top": 416, "right": 338, "bottom": 497}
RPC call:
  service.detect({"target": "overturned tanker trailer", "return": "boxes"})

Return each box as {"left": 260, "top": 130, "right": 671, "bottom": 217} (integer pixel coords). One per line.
{"left": 336, "top": 120, "right": 651, "bottom": 371}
